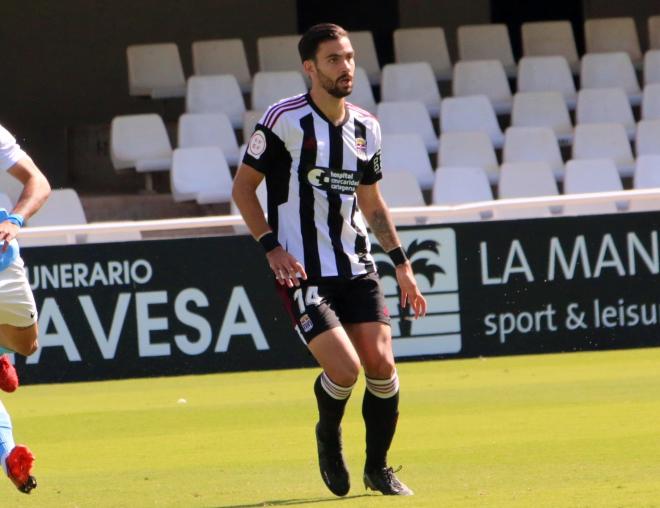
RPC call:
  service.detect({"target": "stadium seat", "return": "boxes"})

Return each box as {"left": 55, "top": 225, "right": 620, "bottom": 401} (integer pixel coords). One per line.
{"left": 496, "top": 161, "right": 559, "bottom": 219}
{"left": 517, "top": 56, "right": 577, "bottom": 109}
{"left": 635, "top": 119, "right": 660, "bottom": 156}
{"left": 452, "top": 60, "right": 512, "bottom": 114}
{"left": 348, "top": 67, "right": 377, "bottom": 114}
{"left": 650, "top": 16, "right": 660, "bottom": 50}
{"left": 521, "top": 21, "right": 580, "bottom": 73}
{"left": 110, "top": 114, "right": 172, "bottom": 190}
{"left": 251, "top": 71, "right": 307, "bottom": 111}
{"left": 503, "top": 127, "right": 565, "bottom": 181}
{"left": 126, "top": 43, "right": 186, "bottom": 98}
{"left": 242, "top": 110, "right": 264, "bottom": 143}
{"left": 381, "top": 133, "right": 435, "bottom": 191}
{"left": 457, "top": 24, "right": 517, "bottom": 77}
{"left": 572, "top": 123, "right": 635, "bottom": 177}
{"left": 438, "top": 131, "right": 499, "bottom": 184}
{"left": 576, "top": 88, "right": 636, "bottom": 140}
{"left": 563, "top": 158, "right": 624, "bottom": 214}
{"left": 22, "top": 189, "right": 87, "bottom": 246}
{"left": 378, "top": 171, "right": 426, "bottom": 222}
{"left": 178, "top": 113, "right": 240, "bottom": 166}
{"left": 644, "top": 50, "right": 660, "bottom": 85}
{"left": 584, "top": 17, "right": 642, "bottom": 66}
{"left": 642, "top": 83, "right": 660, "bottom": 120}
{"left": 580, "top": 52, "right": 642, "bottom": 105}
{"left": 377, "top": 101, "right": 438, "bottom": 153}
{"left": 0, "top": 192, "right": 12, "bottom": 211}
{"left": 349, "top": 31, "right": 381, "bottom": 85}
{"left": 511, "top": 91, "right": 573, "bottom": 145}
{"left": 170, "top": 146, "right": 232, "bottom": 203}
{"left": 432, "top": 167, "right": 494, "bottom": 222}
{"left": 191, "top": 39, "right": 252, "bottom": 93}
{"left": 186, "top": 75, "right": 246, "bottom": 129}
{"left": 381, "top": 62, "right": 441, "bottom": 118}
{"left": 628, "top": 155, "right": 660, "bottom": 212}
{"left": 440, "top": 95, "right": 504, "bottom": 148}
{"left": 393, "top": 27, "right": 452, "bottom": 81}
{"left": 257, "top": 35, "right": 302, "bottom": 72}
{"left": 0, "top": 172, "right": 23, "bottom": 204}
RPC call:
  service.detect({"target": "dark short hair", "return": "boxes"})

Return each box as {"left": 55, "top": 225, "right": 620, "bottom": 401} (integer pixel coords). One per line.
{"left": 298, "top": 23, "right": 348, "bottom": 62}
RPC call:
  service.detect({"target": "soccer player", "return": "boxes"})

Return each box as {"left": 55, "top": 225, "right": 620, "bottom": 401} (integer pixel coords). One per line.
{"left": 232, "top": 23, "right": 426, "bottom": 496}
{"left": 0, "top": 122, "right": 51, "bottom": 493}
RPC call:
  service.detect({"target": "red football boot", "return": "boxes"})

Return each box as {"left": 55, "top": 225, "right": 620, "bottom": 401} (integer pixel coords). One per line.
{"left": 5, "top": 445, "right": 37, "bottom": 494}
{"left": 0, "top": 355, "right": 18, "bottom": 393}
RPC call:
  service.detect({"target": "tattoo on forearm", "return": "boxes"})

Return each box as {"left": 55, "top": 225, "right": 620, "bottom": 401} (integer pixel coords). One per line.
{"left": 369, "top": 208, "right": 399, "bottom": 251}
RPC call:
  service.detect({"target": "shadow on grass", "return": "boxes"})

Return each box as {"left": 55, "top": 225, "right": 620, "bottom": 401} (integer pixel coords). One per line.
{"left": 213, "top": 494, "right": 371, "bottom": 508}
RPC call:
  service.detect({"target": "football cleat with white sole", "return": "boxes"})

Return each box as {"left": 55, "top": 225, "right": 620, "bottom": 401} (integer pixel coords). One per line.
{"left": 364, "top": 466, "right": 413, "bottom": 496}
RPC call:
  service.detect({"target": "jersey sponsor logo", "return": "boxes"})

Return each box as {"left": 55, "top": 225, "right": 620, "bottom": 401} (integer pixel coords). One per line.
{"left": 247, "top": 131, "right": 267, "bottom": 159}
{"left": 300, "top": 313, "right": 314, "bottom": 332}
{"left": 305, "top": 166, "right": 363, "bottom": 195}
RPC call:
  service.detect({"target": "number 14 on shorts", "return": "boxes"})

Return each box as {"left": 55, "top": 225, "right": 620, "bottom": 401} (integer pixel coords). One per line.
{"left": 293, "top": 285, "right": 321, "bottom": 313}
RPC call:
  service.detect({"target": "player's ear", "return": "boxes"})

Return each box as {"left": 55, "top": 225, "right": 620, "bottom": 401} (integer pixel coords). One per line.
{"left": 303, "top": 59, "right": 315, "bottom": 76}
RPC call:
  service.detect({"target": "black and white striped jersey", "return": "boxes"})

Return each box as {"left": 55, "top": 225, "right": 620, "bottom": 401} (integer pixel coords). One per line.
{"left": 242, "top": 93, "right": 383, "bottom": 280}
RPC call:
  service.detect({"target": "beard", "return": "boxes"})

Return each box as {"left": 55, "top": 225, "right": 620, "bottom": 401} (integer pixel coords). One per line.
{"left": 317, "top": 68, "right": 353, "bottom": 98}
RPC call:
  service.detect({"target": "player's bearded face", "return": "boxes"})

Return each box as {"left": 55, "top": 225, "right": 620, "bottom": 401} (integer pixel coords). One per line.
{"left": 316, "top": 66, "right": 353, "bottom": 98}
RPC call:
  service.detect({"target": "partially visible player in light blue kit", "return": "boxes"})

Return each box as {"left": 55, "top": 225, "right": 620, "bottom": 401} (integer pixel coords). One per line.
{"left": 0, "top": 122, "right": 51, "bottom": 494}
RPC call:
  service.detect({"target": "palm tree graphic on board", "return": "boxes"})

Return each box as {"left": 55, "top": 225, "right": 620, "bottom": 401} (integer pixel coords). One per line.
{"left": 372, "top": 239, "right": 445, "bottom": 337}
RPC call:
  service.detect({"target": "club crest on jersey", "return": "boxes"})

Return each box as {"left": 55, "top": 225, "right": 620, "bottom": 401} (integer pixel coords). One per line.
{"left": 300, "top": 314, "right": 313, "bottom": 332}
{"left": 355, "top": 137, "right": 367, "bottom": 155}
{"left": 247, "top": 130, "right": 267, "bottom": 159}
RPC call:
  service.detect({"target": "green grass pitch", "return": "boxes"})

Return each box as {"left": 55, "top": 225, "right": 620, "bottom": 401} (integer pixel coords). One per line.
{"left": 4, "top": 347, "right": 660, "bottom": 507}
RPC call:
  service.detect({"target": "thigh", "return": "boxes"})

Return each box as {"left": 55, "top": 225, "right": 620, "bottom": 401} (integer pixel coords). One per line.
{"left": 0, "top": 322, "right": 38, "bottom": 357}
{"left": 344, "top": 321, "right": 396, "bottom": 380}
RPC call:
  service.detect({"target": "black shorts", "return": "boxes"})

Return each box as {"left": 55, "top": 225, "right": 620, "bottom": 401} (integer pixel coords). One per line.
{"left": 276, "top": 272, "right": 391, "bottom": 344}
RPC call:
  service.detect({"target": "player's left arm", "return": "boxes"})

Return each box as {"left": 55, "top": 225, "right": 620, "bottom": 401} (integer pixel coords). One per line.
{"left": 1, "top": 157, "right": 51, "bottom": 245}
{"left": 357, "top": 183, "right": 427, "bottom": 319}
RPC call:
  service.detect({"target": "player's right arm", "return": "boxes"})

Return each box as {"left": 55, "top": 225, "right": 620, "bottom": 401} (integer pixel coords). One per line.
{"left": 232, "top": 162, "right": 307, "bottom": 288}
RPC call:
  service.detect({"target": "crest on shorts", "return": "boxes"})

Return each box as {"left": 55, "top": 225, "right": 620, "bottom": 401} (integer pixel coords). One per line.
{"left": 300, "top": 314, "right": 313, "bottom": 332}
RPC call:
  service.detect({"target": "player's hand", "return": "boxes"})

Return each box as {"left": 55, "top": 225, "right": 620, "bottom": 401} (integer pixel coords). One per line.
{"left": 395, "top": 261, "right": 427, "bottom": 319}
{"left": 266, "top": 247, "right": 307, "bottom": 288}
{"left": 0, "top": 221, "right": 19, "bottom": 252}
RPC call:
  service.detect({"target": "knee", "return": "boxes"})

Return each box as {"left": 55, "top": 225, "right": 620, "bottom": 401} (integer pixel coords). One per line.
{"left": 364, "top": 359, "right": 396, "bottom": 380}
{"left": 329, "top": 360, "right": 360, "bottom": 387}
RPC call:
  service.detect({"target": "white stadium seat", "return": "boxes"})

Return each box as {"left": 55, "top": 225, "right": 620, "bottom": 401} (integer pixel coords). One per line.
{"left": 178, "top": 113, "right": 240, "bottom": 166}
{"left": 584, "top": 17, "right": 642, "bottom": 66}
{"left": 22, "top": 189, "right": 87, "bottom": 246}
{"left": 126, "top": 43, "right": 186, "bottom": 98}
{"left": 170, "top": 146, "right": 232, "bottom": 203}
{"left": 503, "top": 127, "right": 564, "bottom": 181}
{"left": 0, "top": 172, "right": 23, "bottom": 203}
{"left": 517, "top": 56, "right": 577, "bottom": 108}
{"left": 381, "top": 62, "right": 441, "bottom": 118}
{"left": 432, "top": 166, "right": 494, "bottom": 222}
{"left": 393, "top": 27, "right": 452, "bottom": 81}
{"left": 440, "top": 95, "right": 504, "bottom": 148}
{"left": 457, "top": 23, "right": 517, "bottom": 77}
{"left": 563, "top": 158, "right": 623, "bottom": 215}
{"left": 576, "top": 88, "right": 636, "bottom": 140}
{"left": 644, "top": 50, "right": 660, "bottom": 85}
{"left": 381, "top": 133, "right": 435, "bottom": 191}
{"left": 511, "top": 91, "right": 573, "bottom": 145}
{"left": 192, "top": 39, "right": 252, "bottom": 93}
{"left": 580, "top": 52, "right": 642, "bottom": 105}
{"left": 377, "top": 101, "right": 438, "bottom": 153}
{"left": 521, "top": 21, "right": 579, "bottom": 72}
{"left": 349, "top": 67, "right": 377, "bottom": 114}
{"left": 257, "top": 35, "right": 302, "bottom": 72}
{"left": 438, "top": 131, "right": 499, "bottom": 184}
{"left": 378, "top": 171, "right": 426, "bottom": 213}
{"left": 349, "top": 31, "right": 381, "bottom": 85}
{"left": 452, "top": 60, "right": 512, "bottom": 114}
{"left": 496, "top": 161, "right": 559, "bottom": 219}
{"left": 572, "top": 123, "right": 635, "bottom": 177}
{"left": 629, "top": 155, "right": 660, "bottom": 212}
{"left": 635, "top": 119, "right": 660, "bottom": 157}
{"left": 186, "top": 74, "right": 246, "bottom": 129}
{"left": 251, "top": 71, "right": 307, "bottom": 111}
{"left": 642, "top": 83, "right": 660, "bottom": 120}
{"left": 650, "top": 16, "right": 660, "bottom": 50}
